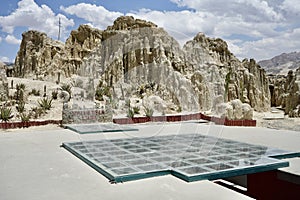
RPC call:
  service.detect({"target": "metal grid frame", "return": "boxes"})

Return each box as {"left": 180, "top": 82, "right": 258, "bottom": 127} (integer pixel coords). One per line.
{"left": 62, "top": 133, "right": 299, "bottom": 183}
{"left": 65, "top": 123, "right": 138, "bottom": 134}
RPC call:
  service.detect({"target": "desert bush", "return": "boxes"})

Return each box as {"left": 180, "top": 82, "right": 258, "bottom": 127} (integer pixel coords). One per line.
{"left": 20, "top": 112, "right": 31, "bottom": 122}
{"left": 38, "top": 97, "right": 52, "bottom": 111}
{"left": 177, "top": 106, "right": 182, "bottom": 113}
{"left": 29, "top": 88, "right": 40, "bottom": 96}
{"left": 0, "top": 107, "right": 13, "bottom": 122}
{"left": 95, "top": 86, "right": 111, "bottom": 101}
{"left": 14, "top": 83, "right": 26, "bottom": 102}
{"left": 52, "top": 90, "right": 58, "bottom": 100}
{"left": 127, "top": 108, "right": 135, "bottom": 118}
{"left": 16, "top": 101, "right": 25, "bottom": 113}
{"left": 3, "top": 100, "right": 16, "bottom": 107}
{"left": 30, "top": 107, "right": 45, "bottom": 119}
{"left": 133, "top": 106, "right": 140, "bottom": 114}
{"left": 144, "top": 106, "right": 154, "bottom": 117}
{"left": 16, "top": 83, "right": 26, "bottom": 90}
{"left": 125, "top": 99, "right": 131, "bottom": 108}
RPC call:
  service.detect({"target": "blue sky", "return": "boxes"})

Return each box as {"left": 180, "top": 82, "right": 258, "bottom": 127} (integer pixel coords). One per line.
{"left": 0, "top": 0, "right": 300, "bottom": 63}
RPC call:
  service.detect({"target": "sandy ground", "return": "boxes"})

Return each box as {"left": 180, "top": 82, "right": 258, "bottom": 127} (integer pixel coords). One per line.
{"left": 254, "top": 110, "right": 300, "bottom": 132}
{"left": 4, "top": 77, "right": 300, "bottom": 132}
{"left": 0, "top": 122, "right": 261, "bottom": 200}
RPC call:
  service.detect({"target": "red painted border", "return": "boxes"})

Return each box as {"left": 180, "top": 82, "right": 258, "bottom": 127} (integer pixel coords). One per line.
{"left": 0, "top": 120, "right": 62, "bottom": 129}
{"left": 113, "top": 113, "right": 256, "bottom": 127}
{"left": 0, "top": 113, "right": 256, "bottom": 129}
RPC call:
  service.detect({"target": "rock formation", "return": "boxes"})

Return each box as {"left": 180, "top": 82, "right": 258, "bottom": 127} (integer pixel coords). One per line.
{"left": 13, "top": 16, "right": 271, "bottom": 116}
{"left": 183, "top": 33, "right": 270, "bottom": 112}
{"left": 269, "top": 67, "right": 300, "bottom": 117}
{"left": 14, "top": 25, "right": 102, "bottom": 81}
{"left": 0, "top": 62, "right": 9, "bottom": 101}
{"left": 215, "top": 99, "right": 253, "bottom": 120}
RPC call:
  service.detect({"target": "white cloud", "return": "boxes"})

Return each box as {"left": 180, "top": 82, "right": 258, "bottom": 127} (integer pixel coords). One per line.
{"left": 1, "top": 0, "right": 298, "bottom": 61}
{"left": 127, "top": 9, "right": 218, "bottom": 45}
{"left": 60, "top": 3, "right": 123, "bottom": 30}
{"left": 0, "top": 0, "right": 74, "bottom": 39}
{"left": 0, "top": 56, "right": 10, "bottom": 63}
{"left": 0, "top": 37, "right": 2, "bottom": 43}
{"left": 56, "top": 1, "right": 300, "bottom": 60}
{"left": 168, "top": 0, "right": 300, "bottom": 60}
{"left": 236, "top": 28, "right": 300, "bottom": 60}
{"left": 281, "top": 0, "right": 300, "bottom": 13}
{"left": 5, "top": 35, "right": 21, "bottom": 44}
{"left": 171, "top": 0, "right": 283, "bottom": 22}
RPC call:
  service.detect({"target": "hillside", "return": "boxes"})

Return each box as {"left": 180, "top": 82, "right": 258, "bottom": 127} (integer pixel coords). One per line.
{"left": 258, "top": 52, "right": 300, "bottom": 75}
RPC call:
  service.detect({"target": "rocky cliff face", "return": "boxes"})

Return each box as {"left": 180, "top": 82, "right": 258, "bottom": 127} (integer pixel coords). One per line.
{"left": 14, "top": 25, "right": 102, "bottom": 81}
{"left": 183, "top": 33, "right": 270, "bottom": 112}
{"left": 0, "top": 62, "right": 9, "bottom": 101}
{"left": 14, "top": 30, "right": 64, "bottom": 79}
{"left": 13, "top": 16, "right": 271, "bottom": 114}
{"left": 269, "top": 68, "right": 300, "bottom": 117}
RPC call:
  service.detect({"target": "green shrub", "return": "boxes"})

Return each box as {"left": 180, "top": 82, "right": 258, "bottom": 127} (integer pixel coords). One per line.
{"left": 20, "top": 112, "right": 31, "bottom": 122}
{"left": 38, "top": 98, "right": 52, "bottom": 111}
{"left": 133, "top": 106, "right": 140, "bottom": 114}
{"left": 95, "top": 86, "right": 111, "bottom": 101}
{"left": 16, "top": 101, "right": 25, "bottom": 113}
{"left": 29, "top": 88, "right": 40, "bottom": 96}
{"left": 52, "top": 90, "right": 58, "bottom": 100}
{"left": 144, "top": 106, "right": 154, "bottom": 117}
{"left": 177, "top": 105, "right": 182, "bottom": 113}
{"left": 14, "top": 84, "right": 26, "bottom": 102}
{"left": 0, "top": 107, "right": 13, "bottom": 122}
{"left": 127, "top": 108, "right": 135, "bottom": 118}
{"left": 16, "top": 83, "right": 26, "bottom": 90}
{"left": 31, "top": 107, "right": 45, "bottom": 119}
{"left": 125, "top": 99, "right": 131, "bottom": 108}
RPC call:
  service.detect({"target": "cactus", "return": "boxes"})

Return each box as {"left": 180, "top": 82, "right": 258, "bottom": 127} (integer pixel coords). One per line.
{"left": 43, "top": 85, "right": 47, "bottom": 97}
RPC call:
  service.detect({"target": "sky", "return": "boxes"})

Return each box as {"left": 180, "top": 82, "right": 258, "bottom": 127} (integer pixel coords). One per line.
{"left": 0, "top": 0, "right": 299, "bottom": 63}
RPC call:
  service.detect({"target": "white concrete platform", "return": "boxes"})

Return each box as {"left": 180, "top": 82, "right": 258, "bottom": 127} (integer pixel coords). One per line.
{"left": 1, "top": 121, "right": 299, "bottom": 200}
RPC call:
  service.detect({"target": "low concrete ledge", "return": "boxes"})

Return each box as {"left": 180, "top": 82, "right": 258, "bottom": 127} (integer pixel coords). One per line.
{"left": 113, "top": 112, "right": 256, "bottom": 127}
{"left": 0, "top": 120, "right": 62, "bottom": 129}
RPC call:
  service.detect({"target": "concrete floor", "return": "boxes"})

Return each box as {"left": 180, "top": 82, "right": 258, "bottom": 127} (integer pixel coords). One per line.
{"left": 1, "top": 121, "right": 299, "bottom": 200}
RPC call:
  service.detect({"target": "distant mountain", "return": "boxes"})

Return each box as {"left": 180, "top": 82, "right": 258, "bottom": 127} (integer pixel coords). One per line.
{"left": 4, "top": 62, "right": 14, "bottom": 66}
{"left": 258, "top": 52, "right": 300, "bottom": 75}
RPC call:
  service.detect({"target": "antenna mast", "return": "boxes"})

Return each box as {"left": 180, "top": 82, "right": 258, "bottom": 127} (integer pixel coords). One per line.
{"left": 58, "top": 17, "right": 61, "bottom": 41}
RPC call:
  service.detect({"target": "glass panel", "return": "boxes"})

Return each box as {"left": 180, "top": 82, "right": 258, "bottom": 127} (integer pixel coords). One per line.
{"left": 63, "top": 133, "right": 294, "bottom": 183}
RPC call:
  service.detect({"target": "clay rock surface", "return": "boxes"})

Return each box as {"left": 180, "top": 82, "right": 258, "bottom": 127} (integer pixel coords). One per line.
{"left": 216, "top": 99, "right": 254, "bottom": 120}
{"left": 0, "top": 62, "right": 9, "bottom": 101}
{"left": 14, "top": 25, "right": 102, "bottom": 81}
{"left": 269, "top": 68, "right": 300, "bottom": 117}
{"left": 13, "top": 16, "right": 271, "bottom": 113}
